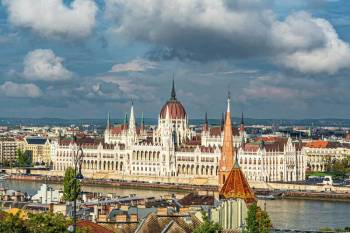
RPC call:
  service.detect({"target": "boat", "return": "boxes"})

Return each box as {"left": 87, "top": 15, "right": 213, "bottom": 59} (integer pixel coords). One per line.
{"left": 256, "top": 194, "right": 276, "bottom": 200}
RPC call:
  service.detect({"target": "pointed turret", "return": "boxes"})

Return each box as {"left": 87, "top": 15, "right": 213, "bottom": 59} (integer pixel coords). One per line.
{"left": 240, "top": 112, "right": 244, "bottom": 132}
{"left": 219, "top": 93, "right": 235, "bottom": 189}
{"left": 203, "top": 112, "right": 209, "bottom": 132}
{"left": 220, "top": 112, "right": 224, "bottom": 131}
{"left": 219, "top": 149, "right": 256, "bottom": 204}
{"left": 107, "top": 112, "right": 111, "bottom": 130}
{"left": 129, "top": 101, "right": 136, "bottom": 132}
{"left": 170, "top": 78, "right": 176, "bottom": 100}
{"left": 140, "top": 112, "right": 145, "bottom": 132}
{"left": 123, "top": 112, "right": 128, "bottom": 130}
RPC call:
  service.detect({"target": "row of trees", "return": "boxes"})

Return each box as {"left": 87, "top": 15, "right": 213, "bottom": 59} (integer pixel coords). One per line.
{"left": 324, "top": 156, "right": 350, "bottom": 179}
{"left": 0, "top": 211, "right": 87, "bottom": 233}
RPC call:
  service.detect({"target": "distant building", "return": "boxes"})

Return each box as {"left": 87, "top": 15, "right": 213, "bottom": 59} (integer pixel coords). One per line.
{"left": 20, "top": 136, "right": 51, "bottom": 165}
{"left": 303, "top": 140, "right": 350, "bottom": 172}
{"left": 31, "top": 184, "right": 62, "bottom": 204}
{"left": 238, "top": 137, "right": 306, "bottom": 182}
{"left": 0, "top": 137, "right": 17, "bottom": 166}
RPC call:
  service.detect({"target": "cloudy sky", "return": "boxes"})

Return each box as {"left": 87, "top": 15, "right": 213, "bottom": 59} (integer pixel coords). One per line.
{"left": 0, "top": 0, "right": 349, "bottom": 119}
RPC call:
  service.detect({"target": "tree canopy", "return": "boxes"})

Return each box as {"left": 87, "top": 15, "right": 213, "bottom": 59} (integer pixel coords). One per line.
{"left": 0, "top": 211, "right": 89, "bottom": 233}
{"left": 17, "top": 149, "right": 32, "bottom": 167}
{"left": 243, "top": 203, "right": 272, "bottom": 233}
{"left": 193, "top": 211, "right": 221, "bottom": 233}
{"left": 63, "top": 167, "right": 81, "bottom": 202}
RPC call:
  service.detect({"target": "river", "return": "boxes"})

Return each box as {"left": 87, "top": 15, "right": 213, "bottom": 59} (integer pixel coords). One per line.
{"left": 2, "top": 180, "right": 350, "bottom": 231}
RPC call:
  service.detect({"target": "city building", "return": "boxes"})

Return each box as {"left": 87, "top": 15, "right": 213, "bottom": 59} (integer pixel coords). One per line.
{"left": 237, "top": 137, "right": 306, "bottom": 182}
{"left": 303, "top": 140, "right": 350, "bottom": 172}
{"left": 51, "top": 82, "right": 306, "bottom": 185}
{"left": 0, "top": 137, "right": 17, "bottom": 166}
{"left": 31, "top": 184, "right": 62, "bottom": 204}
{"left": 19, "top": 136, "right": 51, "bottom": 165}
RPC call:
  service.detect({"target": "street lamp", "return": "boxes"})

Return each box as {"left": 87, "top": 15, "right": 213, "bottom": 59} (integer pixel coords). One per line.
{"left": 71, "top": 141, "right": 84, "bottom": 233}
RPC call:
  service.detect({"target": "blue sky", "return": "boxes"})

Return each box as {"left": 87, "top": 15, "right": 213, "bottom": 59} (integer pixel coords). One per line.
{"left": 0, "top": 0, "right": 350, "bottom": 119}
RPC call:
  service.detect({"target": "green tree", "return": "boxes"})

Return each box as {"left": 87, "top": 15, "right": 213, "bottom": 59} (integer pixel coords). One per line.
{"left": 17, "top": 149, "right": 32, "bottom": 167}
{"left": 63, "top": 167, "right": 81, "bottom": 202}
{"left": 193, "top": 211, "right": 221, "bottom": 233}
{"left": 0, "top": 211, "right": 28, "bottom": 233}
{"left": 27, "top": 212, "right": 70, "bottom": 233}
{"left": 244, "top": 203, "right": 272, "bottom": 233}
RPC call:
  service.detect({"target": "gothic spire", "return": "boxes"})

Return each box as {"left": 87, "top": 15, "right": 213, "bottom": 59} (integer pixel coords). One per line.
{"left": 221, "top": 112, "right": 224, "bottom": 131}
{"left": 170, "top": 78, "right": 176, "bottom": 100}
{"left": 107, "top": 112, "right": 110, "bottom": 130}
{"left": 241, "top": 112, "right": 244, "bottom": 125}
{"left": 203, "top": 112, "right": 209, "bottom": 132}
{"left": 129, "top": 101, "right": 136, "bottom": 131}
{"left": 141, "top": 112, "right": 145, "bottom": 131}
{"left": 123, "top": 112, "right": 128, "bottom": 130}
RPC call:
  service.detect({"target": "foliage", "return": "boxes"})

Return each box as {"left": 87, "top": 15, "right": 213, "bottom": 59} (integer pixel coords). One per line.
{"left": 325, "top": 156, "right": 350, "bottom": 179}
{"left": 0, "top": 211, "right": 88, "bottom": 233}
{"left": 243, "top": 203, "right": 272, "bottom": 233}
{"left": 320, "top": 226, "right": 350, "bottom": 232}
{"left": 0, "top": 211, "right": 27, "bottom": 233}
{"left": 319, "top": 227, "right": 333, "bottom": 232}
{"left": 27, "top": 212, "right": 71, "bottom": 233}
{"left": 17, "top": 149, "right": 32, "bottom": 167}
{"left": 63, "top": 167, "right": 81, "bottom": 202}
{"left": 193, "top": 211, "right": 221, "bottom": 233}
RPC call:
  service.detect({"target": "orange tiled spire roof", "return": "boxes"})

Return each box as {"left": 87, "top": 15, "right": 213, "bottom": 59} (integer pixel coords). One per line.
{"left": 219, "top": 155, "right": 256, "bottom": 204}
{"left": 218, "top": 92, "right": 234, "bottom": 188}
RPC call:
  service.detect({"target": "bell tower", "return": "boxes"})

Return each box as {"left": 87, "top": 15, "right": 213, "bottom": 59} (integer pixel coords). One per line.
{"left": 218, "top": 93, "right": 234, "bottom": 189}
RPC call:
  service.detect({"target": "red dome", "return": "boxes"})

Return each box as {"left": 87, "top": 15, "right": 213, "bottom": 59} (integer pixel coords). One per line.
{"left": 160, "top": 100, "right": 186, "bottom": 119}
{"left": 160, "top": 80, "right": 186, "bottom": 119}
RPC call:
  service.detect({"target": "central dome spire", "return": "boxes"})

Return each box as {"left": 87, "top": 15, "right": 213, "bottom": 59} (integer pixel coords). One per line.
{"left": 170, "top": 79, "right": 176, "bottom": 100}
{"left": 159, "top": 79, "right": 186, "bottom": 119}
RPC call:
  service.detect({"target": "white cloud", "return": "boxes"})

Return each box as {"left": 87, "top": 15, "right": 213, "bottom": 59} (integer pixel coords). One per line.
{"left": 0, "top": 81, "right": 42, "bottom": 98}
{"left": 275, "top": 13, "right": 350, "bottom": 74}
{"left": 3, "top": 0, "right": 97, "bottom": 39}
{"left": 23, "top": 49, "right": 73, "bottom": 81}
{"left": 106, "top": 0, "right": 350, "bottom": 74}
{"left": 110, "top": 59, "right": 157, "bottom": 73}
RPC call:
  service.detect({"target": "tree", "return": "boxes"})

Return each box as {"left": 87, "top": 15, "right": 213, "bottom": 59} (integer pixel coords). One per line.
{"left": 17, "top": 149, "right": 32, "bottom": 167}
{"left": 193, "top": 211, "right": 221, "bottom": 233}
{"left": 0, "top": 211, "right": 28, "bottom": 233}
{"left": 27, "top": 212, "right": 71, "bottom": 233}
{"left": 63, "top": 167, "right": 81, "bottom": 202}
{"left": 244, "top": 203, "right": 272, "bottom": 233}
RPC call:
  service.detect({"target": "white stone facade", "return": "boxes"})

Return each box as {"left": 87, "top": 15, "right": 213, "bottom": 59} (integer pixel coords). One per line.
{"left": 51, "top": 88, "right": 307, "bottom": 184}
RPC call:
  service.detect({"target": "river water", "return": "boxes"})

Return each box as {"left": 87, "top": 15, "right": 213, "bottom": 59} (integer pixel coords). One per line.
{"left": 2, "top": 180, "right": 350, "bottom": 231}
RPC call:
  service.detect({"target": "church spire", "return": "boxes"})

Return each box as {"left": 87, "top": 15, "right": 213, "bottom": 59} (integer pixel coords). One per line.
{"left": 170, "top": 78, "right": 176, "bottom": 100}
{"left": 219, "top": 92, "right": 234, "bottom": 189}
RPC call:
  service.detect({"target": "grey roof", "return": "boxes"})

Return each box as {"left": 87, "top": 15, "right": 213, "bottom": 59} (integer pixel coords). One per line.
{"left": 26, "top": 137, "right": 47, "bottom": 145}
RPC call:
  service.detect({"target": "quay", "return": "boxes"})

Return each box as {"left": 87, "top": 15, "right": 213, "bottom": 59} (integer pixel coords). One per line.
{"left": 5, "top": 174, "right": 350, "bottom": 202}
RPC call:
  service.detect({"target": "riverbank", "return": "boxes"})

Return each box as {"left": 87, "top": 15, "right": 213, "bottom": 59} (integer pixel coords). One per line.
{"left": 6, "top": 174, "right": 350, "bottom": 202}
{"left": 6, "top": 174, "right": 217, "bottom": 193}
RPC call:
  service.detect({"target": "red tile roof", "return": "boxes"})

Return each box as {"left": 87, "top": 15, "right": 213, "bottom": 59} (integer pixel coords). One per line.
{"left": 304, "top": 140, "right": 337, "bottom": 148}
{"left": 219, "top": 164, "right": 256, "bottom": 204}
{"left": 77, "top": 220, "right": 114, "bottom": 233}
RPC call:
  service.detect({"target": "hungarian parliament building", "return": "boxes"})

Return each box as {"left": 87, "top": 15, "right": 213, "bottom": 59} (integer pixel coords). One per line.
{"left": 51, "top": 82, "right": 306, "bottom": 185}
